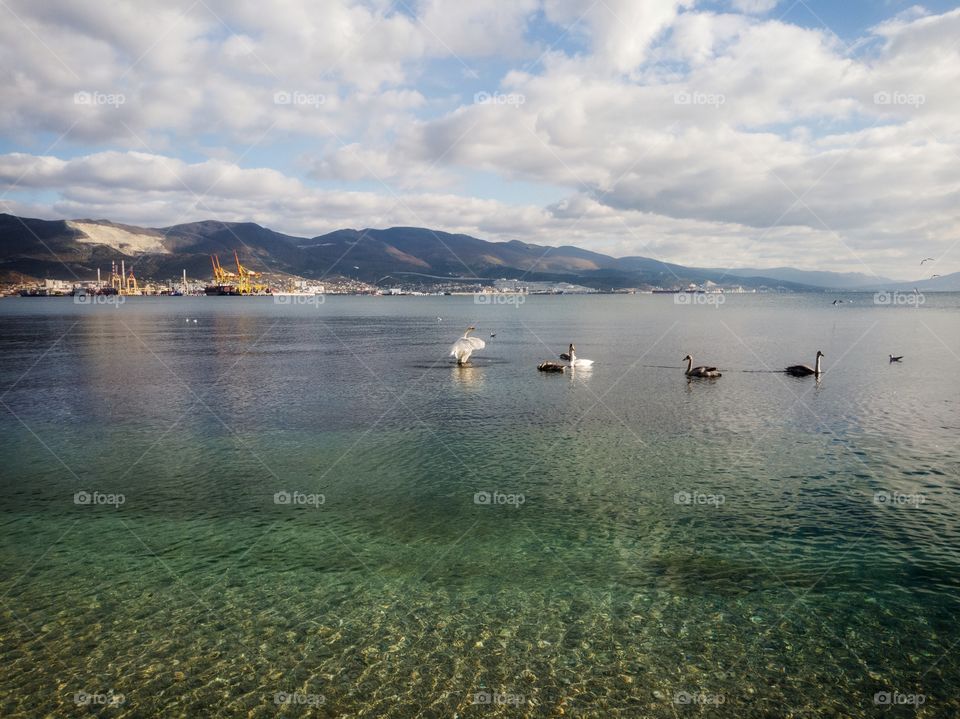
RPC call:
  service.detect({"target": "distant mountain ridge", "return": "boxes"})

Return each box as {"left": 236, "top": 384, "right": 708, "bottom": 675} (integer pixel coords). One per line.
{"left": 1, "top": 213, "right": 957, "bottom": 291}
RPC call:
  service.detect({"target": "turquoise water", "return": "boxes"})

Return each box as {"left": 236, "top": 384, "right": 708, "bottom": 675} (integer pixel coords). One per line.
{"left": 0, "top": 294, "right": 958, "bottom": 717}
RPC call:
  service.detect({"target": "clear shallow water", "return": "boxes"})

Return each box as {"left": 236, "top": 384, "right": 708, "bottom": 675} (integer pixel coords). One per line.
{"left": 0, "top": 294, "right": 958, "bottom": 717}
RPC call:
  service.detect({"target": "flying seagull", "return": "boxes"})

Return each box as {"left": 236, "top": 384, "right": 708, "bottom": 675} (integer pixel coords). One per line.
{"left": 889, "top": 355, "right": 903, "bottom": 363}
{"left": 921, "top": 258, "right": 935, "bottom": 264}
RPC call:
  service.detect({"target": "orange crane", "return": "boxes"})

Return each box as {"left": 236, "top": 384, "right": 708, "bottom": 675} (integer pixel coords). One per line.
{"left": 233, "top": 250, "right": 265, "bottom": 294}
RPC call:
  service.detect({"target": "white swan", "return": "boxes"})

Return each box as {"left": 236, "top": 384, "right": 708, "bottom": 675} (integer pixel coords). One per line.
{"left": 559, "top": 343, "right": 593, "bottom": 368}
{"left": 683, "top": 354, "right": 721, "bottom": 378}
{"left": 450, "top": 326, "right": 485, "bottom": 365}
{"left": 785, "top": 350, "right": 823, "bottom": 377}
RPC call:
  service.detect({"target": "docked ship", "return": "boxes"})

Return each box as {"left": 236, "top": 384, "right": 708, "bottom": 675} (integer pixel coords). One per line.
{"left": 204, "top": 253, "right": 266, "bottom": 295}
{"left": 204, "top": 283, "right": 241, "bottom": 295}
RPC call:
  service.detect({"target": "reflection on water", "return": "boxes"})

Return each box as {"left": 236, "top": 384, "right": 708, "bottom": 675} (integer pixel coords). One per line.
{"left": 0, "top": 295, "right": 959, "bottom": 717}
{"left": 451, "top": 363, "right": 485, "bottom": 389}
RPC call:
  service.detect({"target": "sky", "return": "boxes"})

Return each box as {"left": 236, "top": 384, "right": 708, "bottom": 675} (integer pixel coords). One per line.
{"left": 0, "top": 0, "right": 958, "bottom": 280}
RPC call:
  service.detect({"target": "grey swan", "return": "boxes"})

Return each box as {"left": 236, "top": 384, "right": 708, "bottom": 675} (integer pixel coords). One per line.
{"left": 683, "top": 355, "right": 721, "bottom": 378}
{"left": 537, "top": 361, "right": 566, "bottom": 373}
{"left": 786, "top": 350, "right": 823, "bottom": 377}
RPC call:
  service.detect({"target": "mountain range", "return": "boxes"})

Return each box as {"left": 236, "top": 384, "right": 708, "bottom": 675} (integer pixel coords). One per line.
{"left": 2, "top": 213, "right": 957, "bottom": 291}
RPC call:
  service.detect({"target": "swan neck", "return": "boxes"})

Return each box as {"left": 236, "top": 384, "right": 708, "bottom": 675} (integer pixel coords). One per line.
{"left": 815, "top": 355, "right": 821, "bottom": 374}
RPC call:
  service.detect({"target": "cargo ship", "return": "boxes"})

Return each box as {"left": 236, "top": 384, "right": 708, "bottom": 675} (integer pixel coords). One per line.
{"left": 204, "top": 284, "right": 241, "bottom": 295}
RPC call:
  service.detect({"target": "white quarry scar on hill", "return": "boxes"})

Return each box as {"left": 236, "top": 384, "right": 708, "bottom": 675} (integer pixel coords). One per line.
{"left": 67, "top": 221, "right": 170, "bottom": 255}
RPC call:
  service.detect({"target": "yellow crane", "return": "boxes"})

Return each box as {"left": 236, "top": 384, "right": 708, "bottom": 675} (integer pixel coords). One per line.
{"left": 109, "top": 260, "right": 140, "bottom": 295}
{"left": 233, "top": 251, "right": 266, "bottom": 294}
{"left": 124, "top": 266, "right": 139, "bottom": 294}
{"left": 211, "top": 255, "right": 236, "bottom": 286}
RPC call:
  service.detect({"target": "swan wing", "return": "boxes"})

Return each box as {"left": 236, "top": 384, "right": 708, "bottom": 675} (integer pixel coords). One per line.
{"left": 559, "top": 352, "right": 571, "bottom": 361}
{"left": 450, "top": 336, "right": 485, "bottom": 357}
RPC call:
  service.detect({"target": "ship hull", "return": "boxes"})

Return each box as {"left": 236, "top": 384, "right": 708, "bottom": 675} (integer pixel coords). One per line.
{"left": 204, "top": 285, "right": 242, "bottom": 296}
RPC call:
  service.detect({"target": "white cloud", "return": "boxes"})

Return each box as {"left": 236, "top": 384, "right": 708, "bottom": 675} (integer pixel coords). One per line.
{"left": 0, "top": 1, "right": 958, "bottom": 279}
{"left": 544, "top": 0, "right": 694, "bottom": 73}
{"left": 729, "top": 0, "right": 779, "bottom": 14}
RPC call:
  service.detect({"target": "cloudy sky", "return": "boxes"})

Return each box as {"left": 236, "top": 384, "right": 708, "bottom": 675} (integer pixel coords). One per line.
{"left": 1, "top": 0, "right": 958, "bottom": 279}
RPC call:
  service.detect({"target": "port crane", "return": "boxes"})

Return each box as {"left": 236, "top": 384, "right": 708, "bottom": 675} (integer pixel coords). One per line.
{"left": 208, "top": 252, "right": 267, "bottom": 294}
{"left": 233, "top": 251, "right": 266, "bottom": 294}
{"left": 210, "top": 255, "right": 237, "bottom": 286}
{"left": 109, "top": 260, "right": 140, "bottom": 295}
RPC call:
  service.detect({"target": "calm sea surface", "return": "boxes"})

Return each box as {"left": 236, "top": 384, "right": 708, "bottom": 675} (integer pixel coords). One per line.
{"left": 0, "top": 294, "right": 958, "bottom": 717}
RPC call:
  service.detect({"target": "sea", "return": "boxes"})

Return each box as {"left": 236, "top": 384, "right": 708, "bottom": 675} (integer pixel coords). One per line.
{"left": 0, "top": 293, "right": 957, "bottom": 717}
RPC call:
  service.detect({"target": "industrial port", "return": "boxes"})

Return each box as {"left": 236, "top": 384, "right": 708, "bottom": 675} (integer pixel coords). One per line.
{"left": 9, "top": 253, "right": 329, "bottom": 298}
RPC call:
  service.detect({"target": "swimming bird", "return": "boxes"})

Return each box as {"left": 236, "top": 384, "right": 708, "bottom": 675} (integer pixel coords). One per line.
{"left": 450, "top": 326, "right": 485, "bottom": 365}
{"left": 889, "top": 354, "right": 903, "bottom": 362}
{"left": 785, "top": 351, "right": 824, "bottom": 377}
{"left": 921, "top": 258, "right": 935, "bottom": 264}
{"left": 683, "top": 355, "right": 721, "bottom": 378}
{"left": 559, "top": 343, "right": 594, "bottom": 368}
{"left": 832, "top": 299, "right": 844, "bottom": 305}
{"left": 931, "top": 274, "right": 941, "bottom": 279}
{"left": 537, "top": 361, "right": 566, "bottom": 373}
{"left": 490, "top": 332, "right": 496, "bottom": 338}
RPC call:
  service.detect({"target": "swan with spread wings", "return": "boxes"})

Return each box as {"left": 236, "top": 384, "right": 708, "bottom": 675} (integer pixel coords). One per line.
{"left": 450, "top": 326, "right": 486, "bottom": 365}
